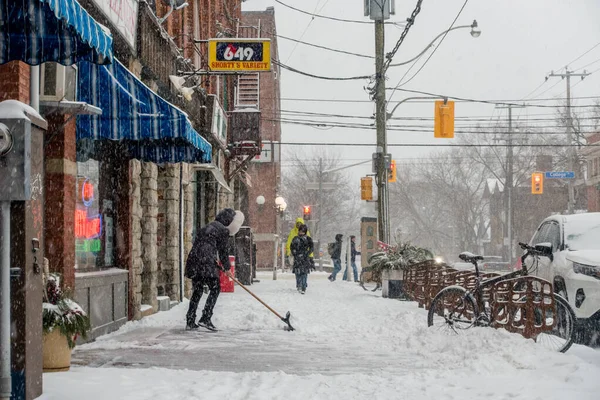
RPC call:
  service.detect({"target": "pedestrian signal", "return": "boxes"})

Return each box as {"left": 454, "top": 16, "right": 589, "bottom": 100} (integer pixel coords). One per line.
{"left": 434, "top": 100, "right": 455, "bottom": 139}
{"left": 532, "top": 172, "right": 543, "bottom": 194}
{"left": 303, "top": 206, "right": 311, "bottom": 220}
{"left": 361, "top": 177, "right": 373, "bottom": 201}
{"left": 388, "top": 160, "right": 397, "bottom": 183}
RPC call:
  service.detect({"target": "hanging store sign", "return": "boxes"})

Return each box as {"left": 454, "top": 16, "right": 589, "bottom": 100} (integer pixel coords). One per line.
{"left": 208, "top": 39, "right": 271, "bottom": 72}
{"left": 90, "top": 0, "right": 139, "bottom": 50}
{"left": 208, "top": 95, "right": 227, "bottom": 145}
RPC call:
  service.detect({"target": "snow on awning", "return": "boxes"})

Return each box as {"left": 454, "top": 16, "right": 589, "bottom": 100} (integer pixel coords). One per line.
{"left": 76, "top": 59, "right": 212, "bottom": 164}
{"left": 0, "top": 0, "right": 113, "bottom": 65}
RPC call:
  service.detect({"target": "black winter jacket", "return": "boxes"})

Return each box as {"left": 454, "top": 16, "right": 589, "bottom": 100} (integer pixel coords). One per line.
{"left": 331, "top": 234, "right": 343, "bottom": 260}
{"left": 291, "top": 235, "right": 314, "bottom": 274}
{"left": 185, "top": 209, "right": 235, "bottom": 280}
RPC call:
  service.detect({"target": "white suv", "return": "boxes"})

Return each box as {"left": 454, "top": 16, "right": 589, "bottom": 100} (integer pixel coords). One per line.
{"left": 528, "top": 213, "right": 600, "bottom": 345}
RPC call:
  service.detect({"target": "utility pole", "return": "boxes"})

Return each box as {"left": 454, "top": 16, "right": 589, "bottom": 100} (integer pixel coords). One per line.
{"left": 317, "top": 157, "right": 324, "bottom": 271}
{"left": 374, "top": 15, "right": 388, "bottom": 244}
{"left": 495, "top": 103, "right": 525, "bottom": 265}
{"left": 548, "top": 68, "right": 590, "bottom": 213}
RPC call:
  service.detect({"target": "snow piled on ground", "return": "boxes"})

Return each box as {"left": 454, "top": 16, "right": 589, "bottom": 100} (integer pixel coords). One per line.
{"left": 42, "top": 271, "right": 600, "bottom": 399}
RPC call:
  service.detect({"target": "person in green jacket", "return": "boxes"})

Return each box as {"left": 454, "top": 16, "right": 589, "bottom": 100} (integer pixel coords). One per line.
{"left": 286, "top": 217, "right": 313, "bottom": 266}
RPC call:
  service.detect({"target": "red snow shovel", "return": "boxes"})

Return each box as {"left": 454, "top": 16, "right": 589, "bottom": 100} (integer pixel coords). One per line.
{"left": 224, "top": 271, "right": 295, "bottom": 331}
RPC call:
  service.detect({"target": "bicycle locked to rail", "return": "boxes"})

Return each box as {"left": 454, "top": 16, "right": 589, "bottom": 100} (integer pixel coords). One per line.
{"left": 427, "top": 242, "right": 576, "bottom": 353}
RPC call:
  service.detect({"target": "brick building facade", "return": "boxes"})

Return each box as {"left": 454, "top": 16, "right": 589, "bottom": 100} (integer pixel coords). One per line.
{"left": 240, "top": 8, "right": 282, "bottom": 269}
{"left": 0, "top": 3, "right": 261, "bottom": 397}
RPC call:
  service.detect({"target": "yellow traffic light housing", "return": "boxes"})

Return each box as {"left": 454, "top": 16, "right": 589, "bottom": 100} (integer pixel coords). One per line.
{"left": 361, "top": 177, "right": 373, "bottom": 201}
{"left": 388, "top": 159, "right": 397, "bottom": 183}
{"left": 303, "top": 205, "right": 311, "bottom": 220}
{"left": 531, "top": 172, "right": 544, "bottom": 194}
{"left": 434, "top": 100, "right": 455, "bottom": 139}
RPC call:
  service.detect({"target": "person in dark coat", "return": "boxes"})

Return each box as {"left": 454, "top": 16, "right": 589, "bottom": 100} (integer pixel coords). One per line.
{"left": 185, "top": 208, "right": 242, "bottom": 330}
{"left": 328, "top": 234, "right": 343, "bottom": 282}
{"left": 290, "top": 224, "right": 314, "bottom": 294}
{"left": 343, "top": 235, "right": 361, "bottom": 282}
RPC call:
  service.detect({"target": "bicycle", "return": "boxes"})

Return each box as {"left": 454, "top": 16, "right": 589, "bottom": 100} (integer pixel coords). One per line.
{"left": 427, "top": 242, "right": 576, "bottom": 353}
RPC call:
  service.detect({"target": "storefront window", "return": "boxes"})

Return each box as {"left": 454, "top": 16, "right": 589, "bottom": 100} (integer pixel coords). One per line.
{"left": 75, "top": 160, "right": 114, "bottom": 270}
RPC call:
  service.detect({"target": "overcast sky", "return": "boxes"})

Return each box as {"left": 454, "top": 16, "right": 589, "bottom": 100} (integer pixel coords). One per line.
{"left": 242, "top": 0, "right": 600, "bottom": 183}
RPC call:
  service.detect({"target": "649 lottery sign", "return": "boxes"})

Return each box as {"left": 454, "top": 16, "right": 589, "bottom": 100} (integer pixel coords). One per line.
{"left": 208, "top": 39, "right": 271, "bottom": 72}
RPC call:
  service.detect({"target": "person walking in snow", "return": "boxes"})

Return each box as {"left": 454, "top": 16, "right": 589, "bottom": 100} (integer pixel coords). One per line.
{"left": 286, "top": 217, "right": 312, "bottom": 267}
{"left": 328, "top": 234, "right": 343, "bottom": 281}
{"left": 343, "top": 235, "right": 361, "bottom": 282}
{"left": 185, "top": 208, "right": 244, "bottom": 331}
{"left": 290, "top": 224, "right": 314, "bottom": 294}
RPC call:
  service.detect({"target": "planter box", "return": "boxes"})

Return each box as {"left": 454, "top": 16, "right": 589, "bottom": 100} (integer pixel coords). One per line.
{"left": 382, "top": 269, "right": 407, "bottom": 299}
{"left": 43, "top": 330, "right": 72, "bottom": 372}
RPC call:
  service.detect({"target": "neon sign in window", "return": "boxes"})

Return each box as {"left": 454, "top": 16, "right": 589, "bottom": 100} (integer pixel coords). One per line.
{"left": 75, "top": 177, "right": 102, "bottom": 254}
{"left": 75, "top": 209, "right": 102, "bottom": 239}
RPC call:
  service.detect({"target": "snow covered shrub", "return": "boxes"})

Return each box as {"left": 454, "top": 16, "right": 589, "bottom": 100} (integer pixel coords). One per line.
{"left": 42, "top": 274, "right": 90, "bottom": 349}
{"left": 367, "top": 243, "right": 433, "bottom": 273}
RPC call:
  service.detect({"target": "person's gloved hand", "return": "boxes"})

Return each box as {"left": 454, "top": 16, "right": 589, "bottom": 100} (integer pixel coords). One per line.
{"left": 285, "top": 256, "right": 291, "bottom": 267}
{"left": 309, "top": 257, "right": 315, "bottom": 271}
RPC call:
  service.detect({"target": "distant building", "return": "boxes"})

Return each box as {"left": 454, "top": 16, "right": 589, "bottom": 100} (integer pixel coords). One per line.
{"left": 239, "top": 7, "right": 282, "bottom": 269}
{"left": 582, "top": 131, "right": 600, "bottom": 211}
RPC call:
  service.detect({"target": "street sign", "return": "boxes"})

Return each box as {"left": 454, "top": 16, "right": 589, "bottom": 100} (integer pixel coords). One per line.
{"left": 545, "top": 171, "right": 575, "bottom": 179}
{"left": 208, "top": 39, "right": 271, "bottom": 72}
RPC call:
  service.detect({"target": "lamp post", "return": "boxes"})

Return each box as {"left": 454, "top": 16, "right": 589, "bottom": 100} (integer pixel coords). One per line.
{"left": 274, "top": 196, "right": 287, "bottom": 280}
{"left": 257, "top": 195, "right": 287, "bottom": 280}
{"left": 376, "top": 20, "right": 481, "bottom": 244}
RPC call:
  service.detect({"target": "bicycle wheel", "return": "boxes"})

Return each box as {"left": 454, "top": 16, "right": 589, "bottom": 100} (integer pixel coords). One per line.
{"left": 532, "top": 293, "right": 575, "bottom": 353}
{"left": 428, "top": 286, "right": 478, "bottom": 333}
{"left": 359, "top": 269, "right": 381, "bottom": 292}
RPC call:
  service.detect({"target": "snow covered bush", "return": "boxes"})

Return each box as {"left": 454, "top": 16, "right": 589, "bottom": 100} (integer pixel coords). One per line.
{"left": 42, "top": 274, "right": 90, "bottom": 349}
{"left": 367, "top": 243, "right": 434, "bottom": 273}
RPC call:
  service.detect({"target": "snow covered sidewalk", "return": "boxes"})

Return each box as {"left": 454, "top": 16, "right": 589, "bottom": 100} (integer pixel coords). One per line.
{"left": 41, "top": 271, "right": 600, "bottom": 399}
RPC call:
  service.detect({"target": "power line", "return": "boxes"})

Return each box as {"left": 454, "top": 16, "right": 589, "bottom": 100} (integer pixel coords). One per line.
{"left": 267, "top": 95, "right": 600, "bottom": 104}
{"left": 383, "top": 0, "right": 425, "bottom": 71}
{"left": 274, "top": 32, "right": 373, "bottom": 59}
{"left": 558, "top": 40, "right": 600, "bottom": 71}
{"left": 284, "top": 0, "right": 328, "bottom": 63}
{"left": 273, "top": 0, "right": 399, "bottom": 25}
{"left": 388, "top": 87, "right": 600, "bottom": 108}
{"left": 277, "top": 141, "right": 600, "bottom": 148}
{"left": 274, "top": 59, "right": 372, "bottom": 81}
{"left": 392, "top": 0, "right": 470, "bottom": 88}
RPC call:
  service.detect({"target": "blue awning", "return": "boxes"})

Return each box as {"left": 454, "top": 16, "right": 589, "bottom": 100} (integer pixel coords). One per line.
{"left": 76, "top": 59, "right": 212, "bottom": 164}
{"left": 0, "top": 0, "right": 113, "bottom": 65}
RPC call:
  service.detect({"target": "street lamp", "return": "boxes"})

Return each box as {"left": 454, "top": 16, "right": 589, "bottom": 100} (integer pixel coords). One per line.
{"left": 388, "top": 20, "right": 481, "bottom": 68}
{"left": 258, "top": 195, "right": 287, "bottom": 280}
{"left": 376, "top": 21, "right": 482, "bottom": 245}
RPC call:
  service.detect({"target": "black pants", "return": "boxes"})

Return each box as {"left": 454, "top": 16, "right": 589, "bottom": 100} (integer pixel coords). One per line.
{"left": 186, "top": 276, "right": 221, "bottom": 324}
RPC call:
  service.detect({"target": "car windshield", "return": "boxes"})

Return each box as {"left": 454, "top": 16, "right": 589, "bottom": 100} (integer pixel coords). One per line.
{"left": 564, "top": 220, "right": 600, "bottom": 251}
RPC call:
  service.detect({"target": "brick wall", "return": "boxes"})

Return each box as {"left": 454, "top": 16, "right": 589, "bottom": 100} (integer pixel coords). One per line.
{"left": 0, "top": 61, "right": 30, "bottom": 103}
{"left": 241, "top": 8, "right": 282, "bottom": 268}
{"left": 44, "top": 114, "right": 77, "bottom": 289}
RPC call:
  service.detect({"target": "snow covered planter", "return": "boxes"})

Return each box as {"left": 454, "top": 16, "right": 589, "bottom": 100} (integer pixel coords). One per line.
{"left": 368, "top": 243, "right": 433, "bottom": 299}
{"left": 42, "top": 274, "right": 90, "bottom": 372}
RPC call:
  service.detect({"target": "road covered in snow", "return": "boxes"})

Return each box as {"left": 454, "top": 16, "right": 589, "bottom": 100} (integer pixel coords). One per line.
{"left": 42, "top": 271, "right": 600, "bottom": 399}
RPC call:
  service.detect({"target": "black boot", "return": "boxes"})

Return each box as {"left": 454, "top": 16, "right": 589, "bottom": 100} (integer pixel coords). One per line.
{"left": 186, "top": 317, "right": 199, "bottom": 330}
{"left": 198, "top": 312, "right": 218, "bottom": 331}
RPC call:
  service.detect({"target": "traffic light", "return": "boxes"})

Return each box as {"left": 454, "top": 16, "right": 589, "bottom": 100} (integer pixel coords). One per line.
{"left": 434, "top": 100, "right": 455, "bottom": 138}
{"left": 303, "top": 205, "right": 311, "bottom": 220}
{"left": 361, "top": 177, "right": 373, "bottom": 201}
{"left": 532, "top": 172, "right": 544, "bottom": 194}
{"left": 388, "top": 159, "right": 397, "bottom": 183}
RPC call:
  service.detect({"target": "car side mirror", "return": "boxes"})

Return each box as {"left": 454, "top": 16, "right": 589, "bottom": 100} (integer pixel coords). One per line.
{"left": 535, "top": 242, "right": 554, "bottom": 262}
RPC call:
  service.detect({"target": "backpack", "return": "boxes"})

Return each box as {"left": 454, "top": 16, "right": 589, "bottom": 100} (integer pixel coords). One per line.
{"left": 327, "top": 242, "right": 336, "bottom": 256}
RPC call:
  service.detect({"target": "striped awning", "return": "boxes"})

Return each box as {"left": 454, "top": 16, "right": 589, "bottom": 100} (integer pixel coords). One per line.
{"left": 0, "top": 0, "right": 113, "bottom": 65}
{"left": 76, "top": 59, "right": 212, "bottom": 164}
